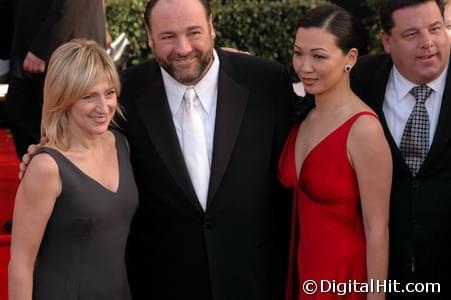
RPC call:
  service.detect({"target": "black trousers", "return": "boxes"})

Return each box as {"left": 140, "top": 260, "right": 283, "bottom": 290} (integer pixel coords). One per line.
{"left": 6, "top": 74, "right": 44, "bottom": 158}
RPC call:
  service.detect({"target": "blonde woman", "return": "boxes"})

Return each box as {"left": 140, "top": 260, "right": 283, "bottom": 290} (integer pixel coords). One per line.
{"left": 8, "top": 39, "right": 138, "bottom": 299}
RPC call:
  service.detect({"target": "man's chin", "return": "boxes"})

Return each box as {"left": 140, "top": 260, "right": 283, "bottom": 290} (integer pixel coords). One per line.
{"left": 163, "top": 55, "right": 212, "bottom": 84}
{"left": 174, "top": 74, "right": 201, "bottom": 85}
{"left": 172, "top": 68, "right": 202, "bottom": 85}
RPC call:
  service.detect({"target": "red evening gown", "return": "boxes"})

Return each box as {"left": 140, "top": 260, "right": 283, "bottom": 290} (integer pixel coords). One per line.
{"left": 279, "top": 112, "right": 377, "bottom": 300}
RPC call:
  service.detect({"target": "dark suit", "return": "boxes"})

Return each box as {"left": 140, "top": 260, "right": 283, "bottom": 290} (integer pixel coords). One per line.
{"left": 352, "top": 54, "right": 451, "bottom": 299}
{"left": 0, "top": 0, "right": 13, "bottom": 60}
{"left": 121, "top": 49, "right": 293, "bottom": 300}
{"left": 6, "top": 0, "right": 105, "bottom": 157}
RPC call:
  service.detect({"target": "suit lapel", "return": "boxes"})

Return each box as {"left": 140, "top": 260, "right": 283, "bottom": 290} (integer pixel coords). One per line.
{"left": 368, "top": 56, "right": 413, "bottom": 176}
{"left": 135, "top": 66, "right": 203, "bottom": 212}
{"left": 135, "top": 54, "right": 250, "bottom": 212}
{"left": 369, "top": 56, "right": 451, "bottom": 177}
{"left": 207, "top": 51, "right": 249, "bottom": 208}
{"left": 420, "top": 61, "right": 451, "bottom": 175}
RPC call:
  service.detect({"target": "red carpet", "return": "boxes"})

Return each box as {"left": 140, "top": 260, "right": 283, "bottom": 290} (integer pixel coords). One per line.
{"left": 0, "top": 129, "right": 19, "bottom": 300}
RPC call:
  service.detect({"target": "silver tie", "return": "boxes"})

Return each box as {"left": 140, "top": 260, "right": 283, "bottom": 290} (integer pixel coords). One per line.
{"left": 399, "top": 85, "right": 432, "bottom": 176}
{"left": 182, "top": 87, "right": 210, "bottom": 210}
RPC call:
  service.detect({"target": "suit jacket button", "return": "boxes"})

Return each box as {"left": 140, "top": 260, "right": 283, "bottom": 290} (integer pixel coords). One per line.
{"left": 205, "top": 223, "right": 212, "bottom": 229}
{"left": 412, "top": 180, "right": 420, "bottom": 188}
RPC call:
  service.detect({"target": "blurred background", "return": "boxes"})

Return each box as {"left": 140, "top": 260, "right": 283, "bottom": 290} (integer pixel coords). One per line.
{"left": 105, "top": 0, "right": 381, "bottom": 67}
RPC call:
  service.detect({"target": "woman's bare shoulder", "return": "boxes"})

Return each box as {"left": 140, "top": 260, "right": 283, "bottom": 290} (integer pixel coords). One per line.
{"left": 22, "top": 152, "right": 60, "bottom": 185}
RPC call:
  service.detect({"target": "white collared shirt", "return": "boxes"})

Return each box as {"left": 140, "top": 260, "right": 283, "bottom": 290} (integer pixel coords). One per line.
{"left": 161, "top": 50, "right": 220, "bottom": 164}
{"left": 383, "top": 65, "right": 448, "bottom": 147}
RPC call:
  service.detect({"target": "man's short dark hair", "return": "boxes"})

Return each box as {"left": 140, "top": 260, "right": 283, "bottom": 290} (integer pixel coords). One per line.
{"left": 379, "top": 0, "right": 444, "bottom": 34}
{"left": 144, "top": 0, "right": 212, "bottom": 30}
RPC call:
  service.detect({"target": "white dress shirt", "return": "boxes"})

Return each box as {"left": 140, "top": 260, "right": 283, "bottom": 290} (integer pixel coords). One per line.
{"left": 383, "top": 65, "right": 448, "bottom": 147}
{"left": 161, "top": 50, "right": 219, "bottom": 164}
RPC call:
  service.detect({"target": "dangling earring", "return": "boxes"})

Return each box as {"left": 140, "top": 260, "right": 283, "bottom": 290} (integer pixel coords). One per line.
{"left": 344, "top": 64, "right": 353, "bottom": 73}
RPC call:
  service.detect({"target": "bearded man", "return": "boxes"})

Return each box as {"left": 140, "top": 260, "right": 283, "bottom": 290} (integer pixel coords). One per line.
{"left": 120, "top": 0, "right": 296, "bottom": 299}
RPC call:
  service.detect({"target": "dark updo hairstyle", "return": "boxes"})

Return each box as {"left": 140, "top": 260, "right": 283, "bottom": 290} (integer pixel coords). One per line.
{"left": 293, "top": 5, "right": 364, "bottom": 123}
{"left": 297, "top": 4, "right": 364, "bottom": 55}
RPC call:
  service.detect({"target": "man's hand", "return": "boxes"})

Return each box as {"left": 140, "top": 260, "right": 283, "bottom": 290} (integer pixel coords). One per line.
{"left": 106, "top": 29, "right": 112, "bottom": 48}
{"left": 221, "top": 47, "right": 252, "bottom": 55}
{"left": 22, "top": 52, "right": 46, "bottom": 74}
{"left": 19, "top": 136, "right": 48, "bottom": 180}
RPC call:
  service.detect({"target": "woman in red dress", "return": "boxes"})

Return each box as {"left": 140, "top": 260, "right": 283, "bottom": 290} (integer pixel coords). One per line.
{"left": 279, "top": 5, "right": 392, "bottom": 300}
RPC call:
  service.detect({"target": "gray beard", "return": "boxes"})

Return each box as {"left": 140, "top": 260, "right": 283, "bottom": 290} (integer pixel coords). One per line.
{"left": 157, "top": 48, "right": 213, "bottom": 85}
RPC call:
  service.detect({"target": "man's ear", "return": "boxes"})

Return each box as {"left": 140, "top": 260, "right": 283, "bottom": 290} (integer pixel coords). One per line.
{"left": 147, "top": 31, "right": 154, "bottom": 49}
{"left": 380, "top": 30, "right": 391, "bottom": 53}
{"left": 209, "top": 16, "right": 216, "bottom": 40}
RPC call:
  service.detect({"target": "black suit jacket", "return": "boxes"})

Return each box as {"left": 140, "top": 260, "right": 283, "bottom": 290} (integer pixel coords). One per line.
{"left": 120, "top": 49, "right": 294, "bottom": 300}
{"left": 9, "top": 0, "right": 105, "bottom": 78}
{"left": 352, "top": 54, "right": 451, "bottom": 297}
{"left": 0, "top": 0, "right": 13, "bottom": 60}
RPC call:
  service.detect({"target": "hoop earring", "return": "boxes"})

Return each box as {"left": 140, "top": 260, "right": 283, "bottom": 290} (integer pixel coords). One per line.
{"left": 344, "top": 64, "right": 353, "bottom": 73}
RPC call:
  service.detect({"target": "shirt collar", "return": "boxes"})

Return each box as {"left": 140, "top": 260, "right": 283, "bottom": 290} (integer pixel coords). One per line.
{"left": 162, "top": 49, "right": 220, "bottom": 116}
{"left": 392, "top": 64, "right": 448, "bottom": 102}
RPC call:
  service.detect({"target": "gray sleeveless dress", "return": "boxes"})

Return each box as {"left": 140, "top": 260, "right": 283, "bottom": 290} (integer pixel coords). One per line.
{"left": 32, "top": 130, "right": 138, "bottom": 300}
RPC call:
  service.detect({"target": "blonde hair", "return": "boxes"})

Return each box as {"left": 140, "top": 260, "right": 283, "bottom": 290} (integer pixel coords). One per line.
{"left": 42, "top": 39, "right": 123, "bottom": 150}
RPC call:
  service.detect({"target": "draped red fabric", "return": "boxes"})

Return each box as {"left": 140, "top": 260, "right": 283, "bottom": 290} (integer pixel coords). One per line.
{"left": 0, "top": 128, "right": 19, "bottom": 300}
